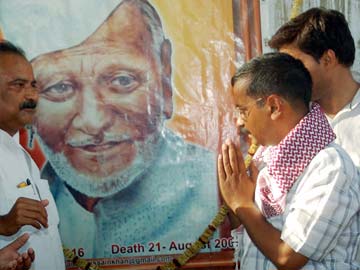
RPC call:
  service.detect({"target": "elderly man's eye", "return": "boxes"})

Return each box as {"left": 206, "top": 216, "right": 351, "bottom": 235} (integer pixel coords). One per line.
{"left": 41, "top": 81, "right": 76, "bottom": 102}
{"left": 110, "top": 72, "right": 139, "bottom": 93}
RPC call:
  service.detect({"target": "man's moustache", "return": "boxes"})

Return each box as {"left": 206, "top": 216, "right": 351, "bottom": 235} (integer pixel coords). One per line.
{"left": 67, "top": 134, "right": 131, "bottom": 147}
{"left": 20, "top": 100, "right": 37, "bottom": 110}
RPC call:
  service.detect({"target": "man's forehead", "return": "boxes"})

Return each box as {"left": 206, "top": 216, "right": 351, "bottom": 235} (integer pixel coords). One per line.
{"left": 32, "top": 40, "right": 151, "bottom": 62}
{"left": 233, "top": 78, "right": 250, "bottom": 96}
{"left": 0, "top": 53, "right": 31, "bottom": 73}
{"left": 232, "top": 78, "right": 256, "bottom": 107}
{"left": 279, "top": 43, "right": 303, "bottom": 57}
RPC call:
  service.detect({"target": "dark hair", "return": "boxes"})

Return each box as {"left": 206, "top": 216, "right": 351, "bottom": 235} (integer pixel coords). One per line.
{"left": 231, "top": 52, "right": 312, "bottom": 107}
{"left": 0, "top": 39, "right": 26, "bottom": 58}
{"left": 268, "top": 8, "right": 355, "bottom": 67}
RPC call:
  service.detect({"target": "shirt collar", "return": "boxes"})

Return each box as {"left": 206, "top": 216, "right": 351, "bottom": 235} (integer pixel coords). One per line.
{"left": 329, "top": 88, "right": 360, "bottom": 121}
{"left": 0, "top": 129, "right": 20, "bottom": 146}
{"left": 349, "top": 88, "right": 360, "bottom": 110}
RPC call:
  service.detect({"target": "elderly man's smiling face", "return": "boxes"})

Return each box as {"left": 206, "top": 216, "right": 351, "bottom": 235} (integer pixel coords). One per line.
{"left": 31, "top": 1, "right": 172, "bottom": 197}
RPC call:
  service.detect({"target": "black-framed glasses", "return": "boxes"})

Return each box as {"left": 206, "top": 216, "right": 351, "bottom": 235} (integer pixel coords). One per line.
{"left": 234, "top": 97, "right": 265, "bottom": 121}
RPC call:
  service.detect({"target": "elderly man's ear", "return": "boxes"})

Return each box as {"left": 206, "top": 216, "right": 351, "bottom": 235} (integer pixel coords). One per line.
{"left": 161, "top": 38, "right": 173, "bottom": 119}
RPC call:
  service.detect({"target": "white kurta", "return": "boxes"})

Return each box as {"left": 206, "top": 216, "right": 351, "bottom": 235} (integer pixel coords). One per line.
{"left": 327, "top": 89, "right": 360, "bottom": 168}
{"left": 0, "top": 129, "right": 65, "bottom": 270}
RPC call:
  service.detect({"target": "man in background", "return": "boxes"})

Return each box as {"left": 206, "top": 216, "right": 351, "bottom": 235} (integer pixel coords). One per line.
{"left": 0, "top": 0, "right": 218, "bottom": 258}
{"left": 269, "top": 7, "right": 360, "bottom": 167}
{"left": 0, "top": 40, "right": 64, "bottom": 270}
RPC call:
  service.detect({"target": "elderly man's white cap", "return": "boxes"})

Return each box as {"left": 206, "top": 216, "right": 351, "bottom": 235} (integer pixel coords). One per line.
{"left": 0, "top": 0, "right": 121, "bottom": 60}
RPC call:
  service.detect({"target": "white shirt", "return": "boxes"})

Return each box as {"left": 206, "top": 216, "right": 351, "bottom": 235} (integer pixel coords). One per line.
{"left": 327, "top": 89, "right": 360, "bottom": 168}
{"left": 232, "top": 143, "right": 360, "bottom": 270}
{"left": 0, "top": 129, "right": 65, "bottom": 270}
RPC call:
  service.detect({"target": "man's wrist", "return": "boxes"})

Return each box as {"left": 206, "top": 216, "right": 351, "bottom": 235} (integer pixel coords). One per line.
{"left": 234, "top": 203, "right": 258, "bottom": 223}
{"left": 0, "top": 216, "right": 11, "bottom": 236}
{"left": 0, "top": 216, "right": 7, "bottom": 235}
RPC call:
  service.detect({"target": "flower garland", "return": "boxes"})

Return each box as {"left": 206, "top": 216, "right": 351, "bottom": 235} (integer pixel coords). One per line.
{"left": 157, "top": 142, "right": 259, "bottom": 270}
{"left": 63, "top": 247, "right": 101, "bottom": 270}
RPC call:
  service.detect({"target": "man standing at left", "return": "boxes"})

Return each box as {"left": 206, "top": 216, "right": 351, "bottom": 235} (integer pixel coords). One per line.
{"left": 0, "top": 40, "right": 65, "bottom": 270}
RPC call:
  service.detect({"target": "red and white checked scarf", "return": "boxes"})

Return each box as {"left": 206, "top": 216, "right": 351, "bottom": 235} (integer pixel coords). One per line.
{"left": 255, "top": 103, "right": 336, "bottom": 218}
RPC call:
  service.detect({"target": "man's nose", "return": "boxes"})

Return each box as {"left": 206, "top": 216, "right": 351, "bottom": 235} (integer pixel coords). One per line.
{"left": 235, "top": 116, "right": 246, "bottom": 135}
{"left": 236, "top": 116, "right": 245, "bottom": 128}
{"left": 72, "top": 90, "right": 113, "bottom": 135}
{"left": 24, "top": 84, "right": 39, "bottom": 101}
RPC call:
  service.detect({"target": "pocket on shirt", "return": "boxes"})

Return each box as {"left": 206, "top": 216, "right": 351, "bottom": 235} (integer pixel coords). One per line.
{"left": 6, "top": 184, "right": 38, "bottom": 208}
{"left": 15, "top": 184, "right": 36, "bottom": 197}
{"left": 37, "top": 179, "right": 60, "bottom": 226}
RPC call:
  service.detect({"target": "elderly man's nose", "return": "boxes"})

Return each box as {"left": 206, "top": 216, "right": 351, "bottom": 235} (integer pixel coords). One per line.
{"left": 72, "top": 98, "right": 113, "bottom": 135}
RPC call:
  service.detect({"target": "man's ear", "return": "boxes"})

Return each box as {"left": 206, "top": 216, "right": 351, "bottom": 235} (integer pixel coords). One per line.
{"left": 160, "top": 38, "right": 173, "bottom": 119}
{"left": 266, "top": 95, "right": 283, "bottom": 120}
{"left": 321, "top": 49, "right": 337, "bottom": 68}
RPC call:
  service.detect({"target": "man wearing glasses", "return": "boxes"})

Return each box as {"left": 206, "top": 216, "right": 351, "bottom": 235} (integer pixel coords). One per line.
{"left": 219, "top": 52, "right": 360, "bottom": 269}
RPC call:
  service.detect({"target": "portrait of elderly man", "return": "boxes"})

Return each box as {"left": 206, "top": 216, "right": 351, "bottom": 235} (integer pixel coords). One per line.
{"left": 0, "top": 0, "right": 219, "bottom": 258}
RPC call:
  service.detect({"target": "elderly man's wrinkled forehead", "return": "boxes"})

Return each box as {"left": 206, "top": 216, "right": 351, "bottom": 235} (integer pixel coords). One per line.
{"left": 31, "top": 1, "right": 158, "bottom": 67}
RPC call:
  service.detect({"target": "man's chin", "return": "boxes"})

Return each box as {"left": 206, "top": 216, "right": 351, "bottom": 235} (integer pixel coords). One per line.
{"left": 65, "top": 174, "right": 143, "bottom": 198}
{"left": 68, "top": 163, "right": 131, "bottom": 179}
{"left": 21, "top": 117, "right": 35, "bottom": 127}
{"left": 48, "top": 152, "right": 150, "bottom": 197}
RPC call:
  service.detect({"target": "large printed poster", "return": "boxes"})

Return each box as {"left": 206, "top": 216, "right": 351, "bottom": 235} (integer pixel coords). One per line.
{"left": 0, "top": 0, "right": 260, "bottom": 269}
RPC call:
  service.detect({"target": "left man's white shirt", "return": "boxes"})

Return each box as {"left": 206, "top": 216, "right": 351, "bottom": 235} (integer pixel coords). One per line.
{"left": 0, "top": 129, "right": 65, "bottom": 270}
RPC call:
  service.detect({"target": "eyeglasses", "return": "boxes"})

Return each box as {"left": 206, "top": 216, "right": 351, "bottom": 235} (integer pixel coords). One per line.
{"left": 234, "top": 97, "right": 265, "bottom": 121}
